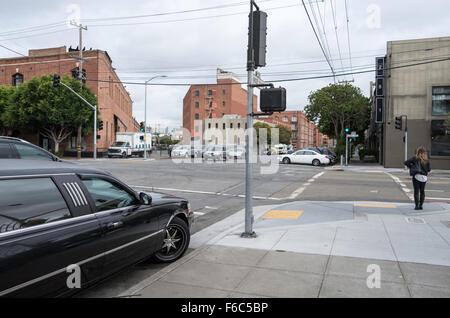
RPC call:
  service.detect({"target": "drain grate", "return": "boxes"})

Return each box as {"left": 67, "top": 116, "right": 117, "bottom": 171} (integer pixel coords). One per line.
{"left": 405, "top": 217, "right": 426, "bottom": 224}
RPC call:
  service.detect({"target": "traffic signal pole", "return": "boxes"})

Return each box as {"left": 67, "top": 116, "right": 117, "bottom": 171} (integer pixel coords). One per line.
{"left": 243, "top": 0, "right": 257, "bottom": 238}
{"left": 404, "top": 115, "right": 408, "bottom": 170}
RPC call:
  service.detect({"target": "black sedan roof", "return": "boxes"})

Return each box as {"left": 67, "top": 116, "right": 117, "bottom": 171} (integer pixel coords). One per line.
{"left": 0, "top": 160, "right": 110, "bottom": 177}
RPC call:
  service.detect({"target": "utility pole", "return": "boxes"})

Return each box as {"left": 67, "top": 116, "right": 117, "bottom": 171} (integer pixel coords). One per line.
{"left": 404, "top": 116, "right": 408, "bottom": 170}
{"left": 70, "top": 22, "right": 91, "bottom": 159}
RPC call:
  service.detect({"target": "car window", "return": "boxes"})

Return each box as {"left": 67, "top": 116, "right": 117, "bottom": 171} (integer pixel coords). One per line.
{"left": 294, "top": 151, "right": 305, "bottom": 155}
{"left": 82, "top": 178, "right": 138, "bottom": 212}
{"left": 305, "top": 151, "right": 315, "bottom": 155}
{"left": 0, "top": 143, "right": 14, "bottom": 159}
{"left": 0, "top": 178, "right": 71, "bottom": 234}
{"left": 14, "top": 143, "right": 53, "bottom": 161}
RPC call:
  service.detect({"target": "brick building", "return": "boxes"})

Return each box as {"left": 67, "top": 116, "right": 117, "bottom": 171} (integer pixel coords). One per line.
{"left": 183, "top": 69, "right": 257, "bottom": 139}
{"left": 0, "top": 46, "right": 137, "bottom": 156}
{"left": 261, "top": 110, "right": 326, "bottom": 150}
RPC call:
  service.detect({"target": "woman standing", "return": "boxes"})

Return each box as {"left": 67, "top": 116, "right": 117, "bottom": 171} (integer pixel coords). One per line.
{"left": 404, "top": 147, "right": 431, "bottom": 210}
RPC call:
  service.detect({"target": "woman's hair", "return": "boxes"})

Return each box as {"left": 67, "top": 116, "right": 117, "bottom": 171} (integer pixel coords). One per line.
{"left": 416, "top": 147, "right": 428, "bottom": 164}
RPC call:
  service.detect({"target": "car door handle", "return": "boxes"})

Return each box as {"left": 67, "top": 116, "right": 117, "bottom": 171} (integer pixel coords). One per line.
{"left": 106, "top": 221, "right": 123, "bottom": 230}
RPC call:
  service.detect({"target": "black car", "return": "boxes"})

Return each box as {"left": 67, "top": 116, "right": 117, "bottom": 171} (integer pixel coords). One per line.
{"left": 0, "top": 160, "right": 193, "bottom": 298}
{"left": 0, "top": 137, "right": 61, "bottom": 161}
{"left": 305, "top": 147, "right": 337, "bottom": 165}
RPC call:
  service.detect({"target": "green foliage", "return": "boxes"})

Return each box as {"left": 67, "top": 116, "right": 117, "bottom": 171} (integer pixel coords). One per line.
{"left": 2, "top": 74, "right": 98, "bottom": 152}
{"left": 0, "top": 86, "right": 15, "bottom": 134}
{"left": 304, "top": 83, "right": 371, "bottom": 140}
{"left": 275, "top": 124, "right": 292, "bottom": 145}
{"left": 254, "top": 122, "right": 273, "bottom": 145}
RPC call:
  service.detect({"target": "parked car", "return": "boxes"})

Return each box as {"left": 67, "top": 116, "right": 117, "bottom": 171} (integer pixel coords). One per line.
{"left": 305, "top": 147, "right": 337, "bottom": 165}
{"left": 0, "top": 160, "right": 193, "bottom": 298}
{"left": 0, "top": 137, "right": 61, "bottom": 162}
{"left": 227, "top": 145, "right": 246, "bottom": 160}
{"left": 279, "top": 149, "right": 330, "bottom": 166}
{"left": 170, "top": 145, "right": 190, "bottom": 158}
{"left": 203, "top": 145, "right": 227, "bottom": 161}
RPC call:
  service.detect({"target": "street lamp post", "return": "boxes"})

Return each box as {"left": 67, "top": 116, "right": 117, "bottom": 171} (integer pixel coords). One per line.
{"left": 144, "top": 75, "right": 167, "bottom": 159}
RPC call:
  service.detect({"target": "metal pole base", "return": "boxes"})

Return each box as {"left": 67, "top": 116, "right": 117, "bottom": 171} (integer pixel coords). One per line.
{"left": 241, "top": 232, "right": 257, "bottom": 239}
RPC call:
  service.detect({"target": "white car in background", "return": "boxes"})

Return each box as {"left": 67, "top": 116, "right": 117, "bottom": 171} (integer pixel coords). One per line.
{"left": 279, "top": 149, "right": 330, "bottom": 166}
{"left": 171, "top": 145, "right": 190, "bottom": 158}
{"left": 227, "top": 145, "right": 246, "bottom": 160}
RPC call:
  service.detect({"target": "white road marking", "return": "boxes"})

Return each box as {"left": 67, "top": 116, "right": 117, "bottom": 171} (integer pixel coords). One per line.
{"left": 288, "top": 187, "right": 306, "bottom": 199}
{"left": 425, "top": 190, "right": 445, "bottom": 192}
{"left": 426, "top": 197, "right": 450, "bottom": 201}
{"left": 194, "top": 212, "right": 205, "bottom": 216}
{"left": 313, "top": 172, "right": 325, "bottom": 179}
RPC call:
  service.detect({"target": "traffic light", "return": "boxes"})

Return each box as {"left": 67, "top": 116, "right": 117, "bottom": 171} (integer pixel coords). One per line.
{"left": 98, "top": 120, "right": 104, "bottom": 131}
{"left": 260, "top": 87, "right": 286, "bottom": 113}
{"left": 248, "top": 10, "right": 267, "bottom": 68}
{"left": 395, "top": 116, "right": 403, "bottom": 130}
{"left": 53, "top": 74, "right": 60, "bottom": 88}
{"left": 140, "top": 122, "right": 145, "bottom": 132}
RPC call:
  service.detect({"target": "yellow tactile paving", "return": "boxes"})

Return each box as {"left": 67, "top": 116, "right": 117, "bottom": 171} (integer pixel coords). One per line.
{"left": 262, "top": 210, "right": 304, "bottom": 220}
{"left": 354, "top": 204, "right": 397, "bottom": 209}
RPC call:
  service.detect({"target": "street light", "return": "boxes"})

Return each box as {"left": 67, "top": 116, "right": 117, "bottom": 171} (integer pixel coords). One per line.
{"left": 144, "top": 75, "right": 167, "bottom": 159}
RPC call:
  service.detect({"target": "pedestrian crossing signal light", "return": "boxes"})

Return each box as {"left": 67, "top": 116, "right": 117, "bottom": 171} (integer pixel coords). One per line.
{"left": 140, "top": 122, "right": 145, "bottom": 132}
{"left": 53, "top": 74, "right": 60, "bottom": 88}
{"left": 99, "top": 121, "right": 104, "bottom": 131}
{"left": 395, "top": 116, "right": 403, "bottom": 130}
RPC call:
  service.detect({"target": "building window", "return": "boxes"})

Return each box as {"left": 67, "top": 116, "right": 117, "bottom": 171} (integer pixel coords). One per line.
{"left": 208, "top": 90, "right": 213, "bottom": 96}
{"left": 223, "top": 101, "right": 226, "bottom": 107}
{"left": 223, "top": 90, "right": 226, "bottom": 95}
{"left": 195, "top": 126, "right": 199, "bottom": 133}
{"left": 283, "top": 116, "right": 288, "bottom": 122}
{"left": 195, "top": 90, "right": 199, "bottom": 97}
{"left": 12, "top": 73, "right": 23, "bottom": 87}
{"left": 230, "top": 123, "right": 233, "bottom": 129}
{"left": 195, "top": 113, "right": 199, "bottom": 120}
{"left": 292, "top": 124, "right": 297, "bottom": 131}
{"left": 432, "top": 87, "right": 450, "bottom": 115}
{"left": 209, "top": 101, "right": 213, "bottom": 108}
{"left": 431, "top": 120, "right": 450, "bottom": 156}
{"left": 292, "top": 116, "right": 298, "bottom": 122}
{"left": 238, "top": 123, "right": 241, "bottom": 129}
{"left": 208, "top": 123, "right": 211, "bottom": 129}
{"left": 223, "top": 123, "right": 226, "bottom": 130}
{"left": 209, "top": 114, "right": 212, "bottom": 119}
{"left": 216, "top": 123, "right": 219, "bottom": 129}
{"left": 195, "top": 102, "right": 199, "bottom": 108}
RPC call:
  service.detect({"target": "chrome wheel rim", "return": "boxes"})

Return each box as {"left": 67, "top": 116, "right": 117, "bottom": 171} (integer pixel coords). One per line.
{"left": 156, "top": 224, "right": 187, "bottom": 260}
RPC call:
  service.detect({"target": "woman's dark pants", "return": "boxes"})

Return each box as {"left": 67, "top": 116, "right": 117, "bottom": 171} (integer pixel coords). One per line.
{"left": 412, "top": 178, "right": 426, "bottom": 208}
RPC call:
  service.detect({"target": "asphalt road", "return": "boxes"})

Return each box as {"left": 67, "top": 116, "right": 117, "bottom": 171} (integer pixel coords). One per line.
{"left": 71, "top": 157, "right": 450, "bottom": 297}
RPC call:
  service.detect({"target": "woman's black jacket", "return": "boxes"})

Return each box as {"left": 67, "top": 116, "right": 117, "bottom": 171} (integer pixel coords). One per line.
{"left": 404, "top": 157, "right": 431, "bottom": 177}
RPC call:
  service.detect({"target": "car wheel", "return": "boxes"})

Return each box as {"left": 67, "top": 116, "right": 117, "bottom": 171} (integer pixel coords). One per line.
{"left": 153, "top": 217, "right": 190, "bottom": 263}
{"left": 282, "top": 158, "right": 291, "bottom": 164}
{"left": 312, "top": 159, "right": 320, "bottom": 167}
{"left": 122, "top": 152, "right": 127, "bottom": 159}
{"left": 108, "top": 155, "right": 112, "bottom": 158}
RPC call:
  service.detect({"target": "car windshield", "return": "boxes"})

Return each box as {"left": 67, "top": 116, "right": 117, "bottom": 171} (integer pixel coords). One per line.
{"left": 111, "top": 142, "right": 127, "bottom": 147}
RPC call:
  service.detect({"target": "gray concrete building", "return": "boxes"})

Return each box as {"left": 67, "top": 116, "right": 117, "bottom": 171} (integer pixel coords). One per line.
{"left": 371, "top": 36, "right": 450, "bottom": 170}
{"left": 200, "top": 115, "right": 246, "bottom": 145}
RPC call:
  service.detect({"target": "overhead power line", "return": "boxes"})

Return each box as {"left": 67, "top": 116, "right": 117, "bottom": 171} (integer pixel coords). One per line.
{"left": 83, "top": 57, "right": 450, "bottom": 87}
{"left": 301, "top": 0, "right": 336, "bottom": 82}
{"left": 0, "top": 43, "right": 26, "bottom": 56}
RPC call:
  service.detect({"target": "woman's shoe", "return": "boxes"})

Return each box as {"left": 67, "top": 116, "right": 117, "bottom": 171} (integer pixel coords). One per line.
{"left": 414, "top": 206, "right": 420, "bottom": 210}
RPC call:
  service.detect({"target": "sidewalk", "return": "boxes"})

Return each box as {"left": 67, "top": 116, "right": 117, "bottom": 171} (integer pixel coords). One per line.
{"left": 120, "top": 201, "right": 450, "bottom": 298}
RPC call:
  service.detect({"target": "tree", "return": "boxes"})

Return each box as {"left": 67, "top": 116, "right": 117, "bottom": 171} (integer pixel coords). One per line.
{"left": 275, "top": 124, "right": 292, "bottom": 145}
{"left": 304, "top": 83, "right": 371, "bottom": 140}
{"left": 2, "top": 75, "right": 98, "bottom": 153}
{"left": 254, "top": 122, "right": 273, "bottom": 147}
{"left": 0, "top": 86, "right": 15, "bottom": 135}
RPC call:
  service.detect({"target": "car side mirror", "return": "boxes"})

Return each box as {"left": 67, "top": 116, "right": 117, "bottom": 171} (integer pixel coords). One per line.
{"left": 140, "top": 192, "right": 152, "bottom": 205}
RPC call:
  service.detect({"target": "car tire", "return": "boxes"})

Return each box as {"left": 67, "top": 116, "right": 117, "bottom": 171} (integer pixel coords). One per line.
{"left": 122, "top": 152, "right": 127, "bottom": 159}
{"left": 282, "top": 158, "right": 291, "bottom": 164}
{"left": 152, "top": 217, "right": 190, "bottom": 263}
{"left": 312, "top": 159, "right": 320, "bottom": 167}
{"left": 108, "top": 155, "right": 112, "bottom": 158}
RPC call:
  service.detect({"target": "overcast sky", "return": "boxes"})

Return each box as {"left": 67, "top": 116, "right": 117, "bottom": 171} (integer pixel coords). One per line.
{"left": 1, "top": 0, "right": 449, "bottom": 131}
